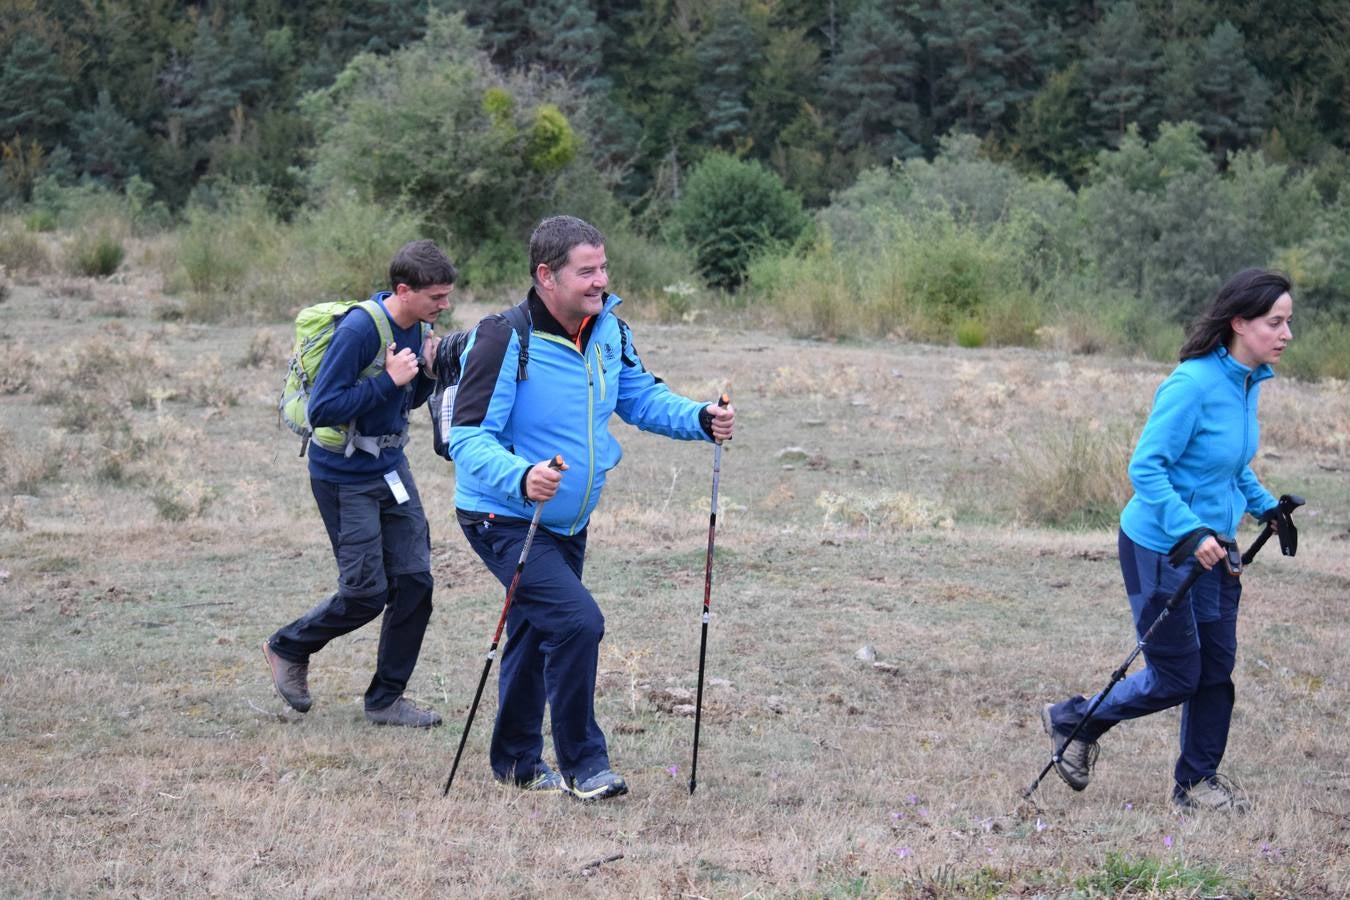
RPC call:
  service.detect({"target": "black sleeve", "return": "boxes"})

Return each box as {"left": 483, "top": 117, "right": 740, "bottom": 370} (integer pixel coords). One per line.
{"left": 451, "top": 315, "right": 513, "bottom": 429}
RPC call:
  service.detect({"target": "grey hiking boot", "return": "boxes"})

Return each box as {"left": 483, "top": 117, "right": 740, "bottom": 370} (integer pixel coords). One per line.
{"left": 1174, "top": 774, "right": 1251, "bottom": 812}
{"left": 365, "top": 696, "right": 442, "bottom": 728}
{"left": 263, "top": 640, "right": 311, "bottom": 713}
{"left": 568, "top": 769, "right": 628, "bottom": 801}
{"left": 498, "top": 765, "right": 568, "bottom": 795}
{"left": 1041, "top": 703, "right": 1099, "bottom": 792}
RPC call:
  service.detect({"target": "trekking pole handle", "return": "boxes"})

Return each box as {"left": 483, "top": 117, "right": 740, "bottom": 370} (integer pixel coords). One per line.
{"left": 1242, "top": 493, "right": 1304, "bottom": 565}
{"left": 713, "top": 393, "right": 730, "bottom": 444}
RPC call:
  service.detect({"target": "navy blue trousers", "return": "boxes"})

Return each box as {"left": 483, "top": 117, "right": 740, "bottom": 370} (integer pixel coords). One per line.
{"left": 459, "top": 513, "right": 609, "bottom": 784}
{"left": 269, "top": 463, "right": 434, "bottom": 711}
{"left": 1049, "top": 530, "right": 1241, "bottom": 790}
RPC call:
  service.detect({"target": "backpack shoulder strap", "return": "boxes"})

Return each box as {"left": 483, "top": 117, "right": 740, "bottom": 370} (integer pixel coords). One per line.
{"left": 355, "top": 298, "right": 395, "bottom": 377}
{"left": 501, "top": 298, "right": 533, "bottom": 382}
{"left": 615, "top": 315, "right": 638, "bottom": 368}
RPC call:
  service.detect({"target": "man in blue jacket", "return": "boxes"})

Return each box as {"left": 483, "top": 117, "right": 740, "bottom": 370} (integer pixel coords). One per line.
{"left": 450, "top": 216, "right": 735, "bottom": 799}
{"left": 263, "top": 239, "right": 452, "bottom": 728}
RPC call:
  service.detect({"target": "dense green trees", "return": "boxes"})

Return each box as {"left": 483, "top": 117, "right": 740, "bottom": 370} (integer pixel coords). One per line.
{"left": 821, "top": 0, "right": 923, "bottom": 163}
{"left": 4, "top": 0, "right": 1349, "bottom": 213}
{"left": 2, "top": 0, "right": 1350, "bottom": 356}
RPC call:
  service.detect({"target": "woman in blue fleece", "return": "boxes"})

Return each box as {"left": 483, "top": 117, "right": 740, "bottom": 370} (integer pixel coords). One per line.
{"left": 1041, "top": 269, "right": 1294, "bottom": 811}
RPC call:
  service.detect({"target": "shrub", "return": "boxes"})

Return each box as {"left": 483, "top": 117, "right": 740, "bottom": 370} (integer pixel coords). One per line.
{"left": 25, "top": 208, "right": 57, "bottom": 232}
{"left": 31, "top": 177, "right": 129, "bottom": 231}
{"left": 305, "top": 11, "right": 594, "bottom": 258}
{"left": 0, "top": 430, "right": 63, "bottom": 494}
{"left": 459, "top": 235, "right": 526, "bottom": 294}
{"left": 68, "top": 230, "right": 125, "bottom": 277}
{"left": 165, "top": 187, "right": 417, "bottom": 321}
{"left": 955, "top": 318, "right": 987, "bottom": 348}
{"left": 816, "top": 489, "right": 952, "bottom": 530}
{"left": 747, "top": 240, "right": 853, "bottom": 339}
{"left": 1015, "top": 421, "right": 1134, "bottom": 529}
{"left": 151, "top": 479, "right": 217, "bottom": 521}
{"left": 600, "top": 222, "right": 704, "bottom": 322}
{"left": 167, "top": 188, "right": 280, "bottom": 302}
{"left": 668, "top": 152, "right": 808, "bottom": 290}
{"left": 1280, "top": 312, "right": 1350, "bottom": 381}
{"left": 0, "top": 223, "right": 52, "bottom": 273}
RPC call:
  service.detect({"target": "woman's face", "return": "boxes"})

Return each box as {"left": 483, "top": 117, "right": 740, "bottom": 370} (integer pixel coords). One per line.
{"left": 1230, "top": 292, "right": 1293, "bottom": 368}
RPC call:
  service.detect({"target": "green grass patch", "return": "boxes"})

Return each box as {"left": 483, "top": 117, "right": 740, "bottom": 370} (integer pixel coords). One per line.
{"left": 1077, "top": 852, "right": 1230, "bottom": 897}
{"left": 68, "top": 229, "right": 125, "bottom": 277}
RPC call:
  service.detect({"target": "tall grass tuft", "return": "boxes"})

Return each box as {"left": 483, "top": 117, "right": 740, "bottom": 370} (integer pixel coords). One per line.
{"left": 1015, "top": 420, "right": 1134, "bottom": 528}
{"left": 1077, "top": 852, "right": 1229, "bottom": 896}
{"left": 601, "top": 222, "right": 705, "bottom": 322}
{"left": 0, "top": 220, "right": 52, "bottom": 274}
{"left": 164, "top": 188, "right": 420, "bottom": 322}
{"left": 750, "top": 211, "right": 1043, "bottom": 344}
{"left": 68, "top": 229, "right": 126, "bottom": 277}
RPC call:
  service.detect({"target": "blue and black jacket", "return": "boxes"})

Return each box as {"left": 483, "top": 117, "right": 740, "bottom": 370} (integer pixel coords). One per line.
{"left": 1120, "top": 345, "right": 1279, "bottom": 554}
{"left": 450, "top": 290, "right": 712, "bottom": 535}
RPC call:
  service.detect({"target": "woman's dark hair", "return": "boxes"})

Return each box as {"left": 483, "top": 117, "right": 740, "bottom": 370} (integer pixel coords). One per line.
{"left": 1178, "top": 268, "right": 1292, "bottom": 361}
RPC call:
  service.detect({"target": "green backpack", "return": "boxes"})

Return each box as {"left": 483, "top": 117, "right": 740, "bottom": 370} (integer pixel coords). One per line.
{"left": 278, "top": 298, "right": 429, "bottom": 458}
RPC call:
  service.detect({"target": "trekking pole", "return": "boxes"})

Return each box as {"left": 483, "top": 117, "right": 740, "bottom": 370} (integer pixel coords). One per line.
{"left": 442, "top": 455, "right": 566, "bottom": 796}
{"left": 1024, "top": 497, "right": 1304, "bottom": 800}
{"left": 689, "top": 393, "right": 730, "bottom": 796}
{"left": 1242, "top": 493, "right": 1303, "bottom": 565}
{"left": 1022, "top": 557, "right": 1209, "bottom": 799}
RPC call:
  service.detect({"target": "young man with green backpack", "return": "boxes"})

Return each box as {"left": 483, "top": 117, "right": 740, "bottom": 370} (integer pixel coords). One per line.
{"left": 264, "top": 239, "right": 452, "bottom": 727}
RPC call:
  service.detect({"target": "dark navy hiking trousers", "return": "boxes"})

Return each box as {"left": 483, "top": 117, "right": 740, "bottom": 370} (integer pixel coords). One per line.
{"left": 1049, "top": 530, "right": 1241, "bottom": 790}
{"left": 269, "top": 463, "right": 434, "bottom": 712}
{"left": 459, "top": 512, "right": 610, "bottom": 785}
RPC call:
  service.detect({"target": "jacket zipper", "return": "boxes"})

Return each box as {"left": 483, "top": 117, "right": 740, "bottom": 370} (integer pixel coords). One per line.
{"left": 569, "top": 350, "right": 597, "bottom": 535}
{"left": 595, "top": 344, "right": 607, "bottom": 402}
{"left": 1232, "top": 371, "right": 1255, "bottom": 534}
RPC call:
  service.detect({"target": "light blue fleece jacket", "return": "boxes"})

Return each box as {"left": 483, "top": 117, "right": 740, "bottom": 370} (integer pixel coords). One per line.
{"left": 1120, "top": 345, "right": 1279, "bottom": 554}
{"left": 449, "top": 292, "right": 711, "bottom": 535}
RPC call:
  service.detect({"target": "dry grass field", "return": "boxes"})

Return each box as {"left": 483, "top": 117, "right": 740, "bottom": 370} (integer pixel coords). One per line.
{"left": 1, "top": 262, "right": 1348, "bottom": 897}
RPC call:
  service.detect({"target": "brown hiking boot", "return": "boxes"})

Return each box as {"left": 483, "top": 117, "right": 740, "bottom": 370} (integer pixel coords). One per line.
{"left": 263, "top": 640, "right": 312, "bottom": 713}
{"left": 365, "top": 696, "right": 442, "bottom": 728}
{"left": 1173, "top": 774, "right": 1251, "bottom": 812}
{"left": 1041, "top": 703, "right": 1098, "bottom": 791}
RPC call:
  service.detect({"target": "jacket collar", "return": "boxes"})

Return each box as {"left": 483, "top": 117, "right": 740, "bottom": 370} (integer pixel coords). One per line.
{"left": 1214, "top": 344, "right": 1274, "bottom": 386}
{"left": 524, "top": 289, "right": 622, "bottom": 340}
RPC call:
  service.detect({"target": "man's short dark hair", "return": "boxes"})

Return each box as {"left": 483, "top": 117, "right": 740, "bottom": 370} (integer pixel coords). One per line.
{"left": 529, "top": 216, "right": 605, "bottom": 284}
{"left": 390, "top": 239, "right": 457, "bottom": 291}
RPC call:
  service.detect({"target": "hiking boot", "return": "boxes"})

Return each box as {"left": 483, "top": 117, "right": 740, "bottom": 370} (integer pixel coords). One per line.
{"left": 263, "top": 640, "right": 311, "bottom": 713}
{"left": 568, "top": 769, "right": 628, "bottom": 801}
{"left": 365, "top": 696, "right": 442, "bottom": 728}
{"left": 1041, "top": 703, "right": 1099, "bottom": 792}
{"left": 1173, "top": 774, "right": 1251, "bottom": 812}
{"left": 498, "top": 765, "right": 568, "bottom": 795}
